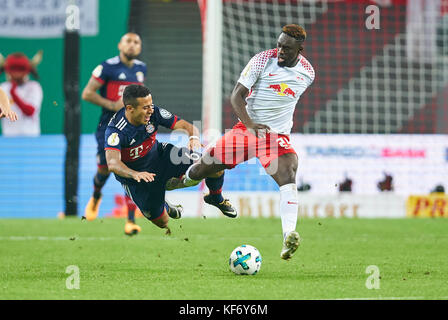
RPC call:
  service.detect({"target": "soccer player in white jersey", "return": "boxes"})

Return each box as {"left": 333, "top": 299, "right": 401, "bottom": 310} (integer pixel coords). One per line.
{"left": 183, "top": 24, "right": 315, "bottom": 260}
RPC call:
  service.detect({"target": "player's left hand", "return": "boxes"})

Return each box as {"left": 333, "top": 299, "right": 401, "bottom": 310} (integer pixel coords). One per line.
{"left": 187, "top": 136, "right": 203, "bottom": 151}
{"left": 132, "top": 171, "right": 156, "bottom": 183}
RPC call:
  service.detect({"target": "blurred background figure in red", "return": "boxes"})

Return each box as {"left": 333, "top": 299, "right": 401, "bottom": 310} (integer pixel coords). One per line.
{"left": 0, "top": 51, "right": 43, "bottom": 136}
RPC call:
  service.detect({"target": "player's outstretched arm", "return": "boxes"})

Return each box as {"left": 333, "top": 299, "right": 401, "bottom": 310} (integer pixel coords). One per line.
{"left": 106, "top": 149, "right": 155, "bottom": 183}
{"left": 81, "top": 77, "right": 123, "bottom": 112}
{"left": 172, "top": 119, "right": 202, "bottom": 150}
{"left": 230, "top": 83, "right": 270, "bottom": 138}
{"left": 0, "top": 87, "right": 18, "bottom": 122}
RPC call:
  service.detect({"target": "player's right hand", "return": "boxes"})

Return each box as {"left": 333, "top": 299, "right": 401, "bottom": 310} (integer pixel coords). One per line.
{"left": 246, "top": 122, "right": 271, "bottom": 139}
{"left": 0, "top": 109, "right": 18, "bottom": 122}
{"left": 132, "top": 172, "right": 156, "bottom": 183}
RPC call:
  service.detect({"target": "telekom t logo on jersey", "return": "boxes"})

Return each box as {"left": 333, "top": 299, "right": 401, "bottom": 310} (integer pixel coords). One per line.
{"left": 268, "top": 83, "right": 296, "bottom": 98}
{"left": 129, "top": 145, "right": 144, "bottom": 159}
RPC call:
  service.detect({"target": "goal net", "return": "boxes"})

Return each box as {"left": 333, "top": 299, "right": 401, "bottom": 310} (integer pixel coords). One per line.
{"left": 221, "top": 0, "right": 448, "bottom": 134}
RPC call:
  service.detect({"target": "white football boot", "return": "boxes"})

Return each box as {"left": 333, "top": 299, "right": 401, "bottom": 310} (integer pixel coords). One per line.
{"left": 280, "top": 231, "right": 301, "bottom": 260}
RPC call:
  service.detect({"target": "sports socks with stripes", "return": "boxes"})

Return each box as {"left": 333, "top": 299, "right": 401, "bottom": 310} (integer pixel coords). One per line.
{"left": 205, "top": 172, "right": 225, "bottom": 203}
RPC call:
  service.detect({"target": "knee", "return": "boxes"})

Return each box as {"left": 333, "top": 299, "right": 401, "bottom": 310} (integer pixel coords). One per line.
{"left": 275, "top": 166, "right": 297, "bottom": 186}
{"left": 282, "top": 157, "right": 298, "bottom": 183}
{"left": 149, "top": 210, "right": 169, "bottom": 229}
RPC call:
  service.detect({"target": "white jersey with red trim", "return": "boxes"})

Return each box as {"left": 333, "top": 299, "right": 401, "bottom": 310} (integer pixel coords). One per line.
{"left": 0, "top": 81, "right": 43, "bottom": 137}
{"left": 237, "top": 48, "right": 315, "bottom": 134}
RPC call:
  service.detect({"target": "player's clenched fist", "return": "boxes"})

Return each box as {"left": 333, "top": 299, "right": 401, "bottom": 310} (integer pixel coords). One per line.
{"left": 187, "top": 136, "right": 203, "bottom": 151}
{"left": 132, "top": 171, "right": 156, "bottom": 183}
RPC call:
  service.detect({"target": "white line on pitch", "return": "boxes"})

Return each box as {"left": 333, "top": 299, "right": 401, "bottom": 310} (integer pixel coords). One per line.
{"left": 0, "top": 236, "right": 114, "bottom": 241}
{"left": 0, "top": 235, "right": 179, "bottom": 241}
{"left": 332, "top": 297, "right": 426, "bottom": 300}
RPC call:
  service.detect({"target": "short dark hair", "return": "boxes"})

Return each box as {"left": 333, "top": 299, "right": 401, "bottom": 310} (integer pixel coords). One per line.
{"left": 282, "top": 24, "right": 306, "bottom": 42}
{"left": 123, "top": 84, "right": 151, "bottom": 108}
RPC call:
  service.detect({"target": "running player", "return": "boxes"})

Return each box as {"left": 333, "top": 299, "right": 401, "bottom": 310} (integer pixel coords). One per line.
{"left": 182, "top": 24, "right": 315, "bottom": 260}
{"left": 82, "top": 32, "right": 146, "bottom": 235}
{"left": 105, "top": 84, "right": 236, "bottom": 231}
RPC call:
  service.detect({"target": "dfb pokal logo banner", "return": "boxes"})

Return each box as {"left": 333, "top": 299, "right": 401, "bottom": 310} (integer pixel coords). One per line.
{"left": 0, "top": 0, "right": 98, "bottom": 38}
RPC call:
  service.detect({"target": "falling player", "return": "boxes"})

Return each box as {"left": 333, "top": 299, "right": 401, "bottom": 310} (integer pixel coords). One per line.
{"left": 82, "top": 32, "right": 147, "bottom": 235}
{"left": 105, "top": 84, "right": 236, "bottom": 232}
{"left": 183, "top": 24, "right": 315, "bottom": 260}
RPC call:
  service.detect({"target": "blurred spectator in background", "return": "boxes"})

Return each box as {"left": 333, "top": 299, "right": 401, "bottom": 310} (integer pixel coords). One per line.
{"left": 297, "top": 178, "right": 311, "bottom": 192}
{"left": 0, "top": 51, "right": 43, "bottom": 136}
{"left": 338, "top": 176, "right": 353, "bottom": 192}
{"left": 0, "top": 87, "right": 17, "bottom": 121}
{"left": 430, "top": 184, "right": 445, "bottom": 193}
{"left": 377, "top": 172, "right": 394, "bottom": 192}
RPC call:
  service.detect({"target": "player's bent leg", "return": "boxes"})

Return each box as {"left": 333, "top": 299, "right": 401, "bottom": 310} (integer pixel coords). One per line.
{"left": 267, "top": 153, "right": 301, "bottom": 259}
{"left": 142, "top": 198, "right": 179, "bottom": 233}
{"left": 85, "top": 166, "right": 110, "bottom": 221}
{"left": 183, "top": 160, "right": 228, "bottom": 187}
{"left": 149, "top": 210, "right": 169, "bottom": 229}
{"left": 203, "top": 171, "right": 238, "bottom": 218}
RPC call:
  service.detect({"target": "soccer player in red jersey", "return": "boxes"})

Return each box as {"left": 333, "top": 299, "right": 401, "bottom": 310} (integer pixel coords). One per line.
{"left": 183, "top": 25, "right": 315, "bottom": 260}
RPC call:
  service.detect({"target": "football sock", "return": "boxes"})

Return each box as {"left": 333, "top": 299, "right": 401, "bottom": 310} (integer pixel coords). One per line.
{"left": 125, "top": 195, "right": 137, "bottom": 223}
{"left": 279, "top": 183, "right": 299, "bottom": 240}
{"left": 93, "top": 171, "right": 110, "bottom": 199}
{"left": 205, "top": 173, "right": 225, "bottom": 203}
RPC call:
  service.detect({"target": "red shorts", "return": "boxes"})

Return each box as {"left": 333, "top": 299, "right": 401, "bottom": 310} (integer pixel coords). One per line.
{"left": 208, "top": 122, "right": 296, "bottom": 169}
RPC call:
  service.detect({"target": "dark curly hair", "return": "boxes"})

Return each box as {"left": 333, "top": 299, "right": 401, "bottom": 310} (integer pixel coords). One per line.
{"left": 123, "top": 84, "right": 151, "bottom": 108}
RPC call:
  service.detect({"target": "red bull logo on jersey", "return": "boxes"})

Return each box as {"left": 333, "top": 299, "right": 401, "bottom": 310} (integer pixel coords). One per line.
{"left": 268, "top": 83, "right": 296, "bottom": 98}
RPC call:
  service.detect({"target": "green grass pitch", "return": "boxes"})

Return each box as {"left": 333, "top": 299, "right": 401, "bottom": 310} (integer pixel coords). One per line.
{"left": 1, "top": 217, "right": 447, "bottom": 300}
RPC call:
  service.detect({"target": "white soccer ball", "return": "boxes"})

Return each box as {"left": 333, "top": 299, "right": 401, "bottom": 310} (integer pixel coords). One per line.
{"left": 229, "top": 244, "right": 262, "bottom": 275}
